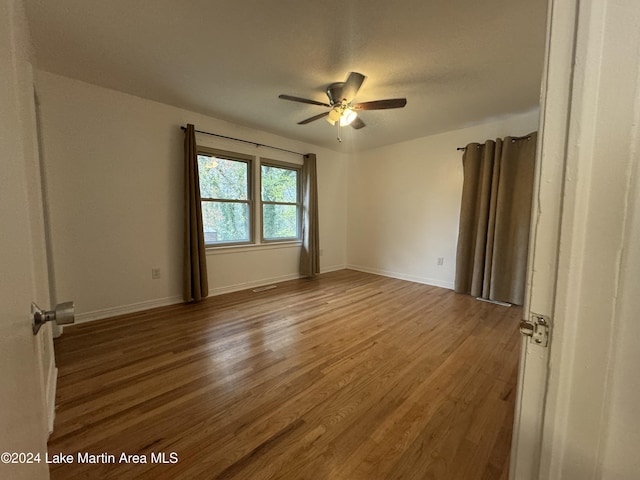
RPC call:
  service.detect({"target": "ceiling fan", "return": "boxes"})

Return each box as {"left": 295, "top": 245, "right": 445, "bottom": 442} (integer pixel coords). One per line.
{"left": 278, "top": 72, "right": 407, "bottom": 136}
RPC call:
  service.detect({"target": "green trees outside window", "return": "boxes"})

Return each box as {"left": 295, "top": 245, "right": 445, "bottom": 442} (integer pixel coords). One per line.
{"left": 197, "top": 151, "right": 300, "bottom": 246}
{"left": 198, "top": 155, "right": 250, "bottom": 244}
{"left": 261, "top": 165, "right": 299, "bottom": 240}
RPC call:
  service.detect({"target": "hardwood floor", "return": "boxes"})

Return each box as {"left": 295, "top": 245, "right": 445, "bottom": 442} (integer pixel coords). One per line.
{"left": 48, "top": 269, "right": 522, "bottom": 480}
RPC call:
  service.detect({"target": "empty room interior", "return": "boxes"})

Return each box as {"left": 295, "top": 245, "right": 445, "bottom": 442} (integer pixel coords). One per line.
{"left": 3, "top": 0, "right": 640, "bottom": 479}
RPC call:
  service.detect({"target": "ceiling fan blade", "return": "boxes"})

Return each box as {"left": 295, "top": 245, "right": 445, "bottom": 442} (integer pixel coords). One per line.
{"left": 350, "top": 117, "right": 366, "bottom": 129}
{"left": 353, "top": 98, "right": 407, "bottom": 110}
{"left": 341, "top": 72, "right": 366, "bottom": 102}
{"left": 279, "top": 94, "right": 331, "bottom": 107}
{"left": 298, "top": 111, "right": 330, "bottom": 125}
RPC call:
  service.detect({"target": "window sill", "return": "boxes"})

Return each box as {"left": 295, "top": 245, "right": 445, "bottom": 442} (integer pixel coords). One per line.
{"left": 205, "top": 241, "right": 302, "bottom": 255}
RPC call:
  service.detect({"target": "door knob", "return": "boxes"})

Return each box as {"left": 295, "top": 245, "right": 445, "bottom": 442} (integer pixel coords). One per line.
{"left": 32, "top": 301, "right": 75, "bottom": 335}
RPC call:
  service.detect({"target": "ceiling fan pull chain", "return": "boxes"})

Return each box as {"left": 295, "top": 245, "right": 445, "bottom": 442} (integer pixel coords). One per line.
{"left": 337, "top": 122, "right": 342, "bottom": 143}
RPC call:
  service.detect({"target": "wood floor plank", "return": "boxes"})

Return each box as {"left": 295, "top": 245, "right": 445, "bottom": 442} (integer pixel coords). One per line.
{"left": 48, "top": 269, "right": 522, "bottom": 479}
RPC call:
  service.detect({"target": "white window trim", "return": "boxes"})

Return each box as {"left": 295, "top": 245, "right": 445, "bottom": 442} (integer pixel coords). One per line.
{"left": 205, "top": 240, "right": 302, "bottom": 255}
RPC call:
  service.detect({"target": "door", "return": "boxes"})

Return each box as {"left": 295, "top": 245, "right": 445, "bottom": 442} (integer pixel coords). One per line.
{"left": 509, "top": 0, "right": 579, "bottom": 478}
{"left": 0, "top": 1, "right": 55, "bottom": 478}
{"left": 512, "top": 0, "right": 640, "bottom": 477}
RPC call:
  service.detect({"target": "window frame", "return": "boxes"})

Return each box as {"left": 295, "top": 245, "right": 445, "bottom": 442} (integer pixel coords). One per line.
{"left": 259, "top": 158, "right": 302, "bottom": 244}
{"left": 197, "top": 146, "right": 254, "bottom": 247}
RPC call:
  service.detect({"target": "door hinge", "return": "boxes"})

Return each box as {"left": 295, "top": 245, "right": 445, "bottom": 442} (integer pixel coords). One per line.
{"left": 519, "top": 313, "right": 550, "bottom": 347}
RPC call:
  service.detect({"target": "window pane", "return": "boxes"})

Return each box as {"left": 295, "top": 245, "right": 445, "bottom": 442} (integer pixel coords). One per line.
{"left": 263, "top": 204, "right": 298, "bottom": 240}
{"left": 198, "top": 155, "right": 248, "bottom": 200}
{"left": 202, "top": 201, "right": 250, "bottom": 244}
{"left": 261, "top": 165, "right": 298, "bottom": 203}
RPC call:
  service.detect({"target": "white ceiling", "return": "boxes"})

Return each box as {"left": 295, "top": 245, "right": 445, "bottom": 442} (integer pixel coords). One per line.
{"left": 24, "top": 0, "right": 548, "bottom": 153}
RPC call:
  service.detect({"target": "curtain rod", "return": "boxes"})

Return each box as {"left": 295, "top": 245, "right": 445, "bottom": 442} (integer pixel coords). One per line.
{"left": 456, "top": 134, "right": 533, "bottom": 151}
{"left": 180, "top": 126, "right": 304, "bottom": 156}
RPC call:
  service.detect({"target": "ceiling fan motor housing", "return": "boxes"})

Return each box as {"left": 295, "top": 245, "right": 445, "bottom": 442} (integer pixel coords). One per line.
{"left": 326, "top": 82, "right": 346, "bottom": 105}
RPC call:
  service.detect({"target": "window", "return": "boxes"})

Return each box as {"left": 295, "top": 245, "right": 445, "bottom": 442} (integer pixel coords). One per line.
{"left": 197, "top": 149, "right": 252, "bottom": 246}
{"left": 261, "top": 163, "right": 301, "bottom": 241}
{"left": 197, "top": 148, "right": 301, "bottom": 247}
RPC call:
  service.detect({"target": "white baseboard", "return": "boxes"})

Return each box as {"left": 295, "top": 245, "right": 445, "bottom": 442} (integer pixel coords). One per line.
{"left": 208, "top": 264, "right": 349, "bottom": 296}
{"left": 46, "top": 364, "right": 57, "bottom": 435}
{"left": 346, "top": 264, "right": 454, "bottom": 290}
{"left": 70, "top": 266, "right": 348, "bottom": 326}
{"left": 209, "top": 273, "right": 302, "bottom": 296}
{"left": 320, "top": 264, "right": 348, "bottom": 274}
{"left": 74, "top": 295, "right": 184, "bottom": 324}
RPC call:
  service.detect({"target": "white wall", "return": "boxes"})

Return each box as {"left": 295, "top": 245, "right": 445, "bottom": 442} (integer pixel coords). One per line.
{"left": 600, "top": 142, "right": 640, "bottom": 479}
{"left": 36, "top": 71, "right": 348, "bottom": 321}
{"left": 346, "top": 110, "right": 539, "bottom": 288}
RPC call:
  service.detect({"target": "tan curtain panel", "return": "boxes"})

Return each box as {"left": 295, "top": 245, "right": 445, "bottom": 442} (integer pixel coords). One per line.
{"left": 454, "top": 132, "right": 537, "bottom": 305}
{"left": 183, "top": 124, "right": 209, "bottom": 302}
{"left": 299, "top": 153, "right": 320, "bottom": 277}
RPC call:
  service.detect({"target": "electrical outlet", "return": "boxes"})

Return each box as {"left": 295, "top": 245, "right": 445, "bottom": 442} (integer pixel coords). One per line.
{"left": 151, "top": 268, "right": 161, "bottom": 279}
{"left": 437, "top": 257, "right": 444, "bottom": 266}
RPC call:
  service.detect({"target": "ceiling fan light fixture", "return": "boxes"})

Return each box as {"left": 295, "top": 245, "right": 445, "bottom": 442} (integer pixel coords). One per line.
{"left": 340, "top": 108, "right": 357, "bottom": 126}
{"left": 326, "top": 107, "right": 341, "bottom": 125}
